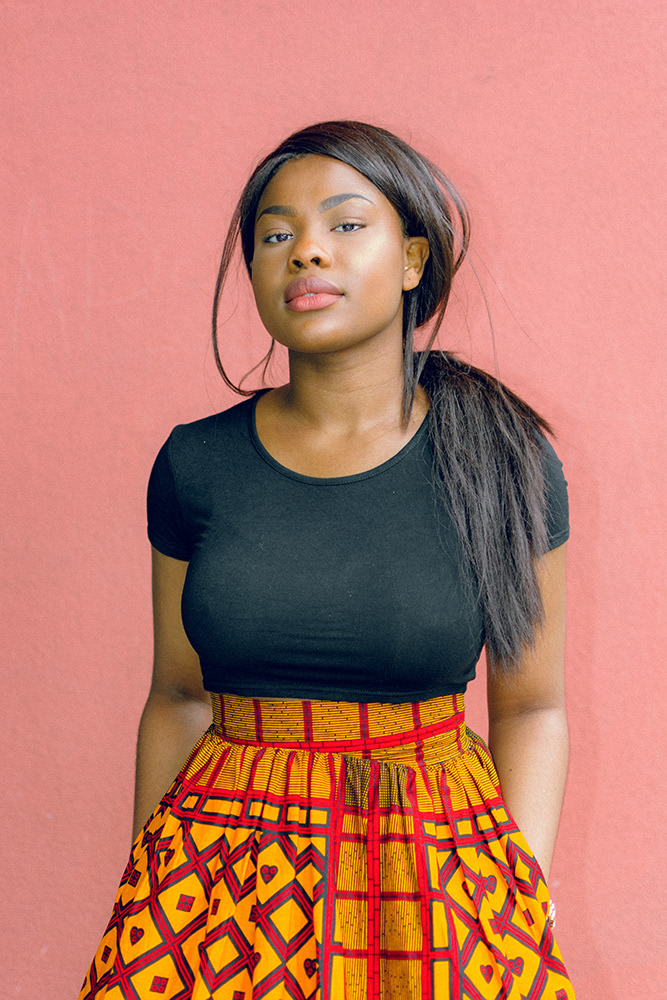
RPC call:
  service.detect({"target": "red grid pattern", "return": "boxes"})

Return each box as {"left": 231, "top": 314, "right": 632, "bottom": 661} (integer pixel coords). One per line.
{"left": 79, "top": 693, "right": 575, "bottom": 999}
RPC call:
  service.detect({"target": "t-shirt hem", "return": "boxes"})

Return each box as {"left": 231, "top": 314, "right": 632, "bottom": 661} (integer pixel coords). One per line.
{"left": 203, "top": 680, "right": 470, "bottom": 703}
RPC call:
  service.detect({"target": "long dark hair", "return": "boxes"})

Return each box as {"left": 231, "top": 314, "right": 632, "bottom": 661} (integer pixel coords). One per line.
{"left": 213, "top": 120, "right": 553, "bottom": 669}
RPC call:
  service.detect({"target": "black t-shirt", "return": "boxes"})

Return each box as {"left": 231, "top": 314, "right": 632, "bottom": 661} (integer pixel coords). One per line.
{"left": 147, "top": 396, "right": 569, "bottom": 702}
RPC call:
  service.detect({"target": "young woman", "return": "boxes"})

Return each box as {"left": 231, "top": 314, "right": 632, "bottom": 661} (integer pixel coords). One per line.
{"left": 80, "top": 121, "right": 575, "bottom": 999}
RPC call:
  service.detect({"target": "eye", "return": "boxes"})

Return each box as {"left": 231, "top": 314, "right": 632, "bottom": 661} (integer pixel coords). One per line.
{"left": 262, "top": 231, "right": 293, "bottom": 244}
{"left": 333, "top": 222, "right": 364, "bottom": 233}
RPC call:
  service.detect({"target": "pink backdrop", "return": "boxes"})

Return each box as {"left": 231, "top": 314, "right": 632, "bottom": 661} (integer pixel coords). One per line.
{"left": 2, "top": 2, "right": 666, "bottom": 996}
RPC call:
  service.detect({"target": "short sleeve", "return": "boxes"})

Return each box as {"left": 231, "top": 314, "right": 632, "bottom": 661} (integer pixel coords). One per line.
{"left": 540, "top": 435, "right": 570, "bottom": 550}
{"left": 146, "top": 435, "right": 194, "bottom": 561}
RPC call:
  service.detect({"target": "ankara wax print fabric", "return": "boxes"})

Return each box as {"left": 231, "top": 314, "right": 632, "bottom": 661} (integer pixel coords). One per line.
{"left": 79, "top": 694, "right": 575, "bottom": 1000}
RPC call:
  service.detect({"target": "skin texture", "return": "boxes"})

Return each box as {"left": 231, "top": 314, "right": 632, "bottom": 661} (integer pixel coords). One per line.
{"left": 251, "top": 156, "right": 431, "bottom": 476}
{"left": 133, "top": 549, "right": 210, "bottom": 841}
{"left": 134, "top": 155, "right": 569, "bottom": 882}
{"left": 487, "top": 542, "right": 568, "bottom": 879}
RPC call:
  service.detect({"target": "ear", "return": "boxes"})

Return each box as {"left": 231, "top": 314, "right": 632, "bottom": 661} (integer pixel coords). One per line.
{"left": 402, "top": 237, "right": 430, "bottom": 291}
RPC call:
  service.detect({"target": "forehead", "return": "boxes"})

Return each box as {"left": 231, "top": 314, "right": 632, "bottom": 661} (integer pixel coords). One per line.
{"left": 256, "top": 155, "right": 385, "bottom": 215}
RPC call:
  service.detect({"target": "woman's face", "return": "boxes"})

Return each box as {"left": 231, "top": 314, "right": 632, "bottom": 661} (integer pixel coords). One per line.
{"left": 250, "top": 155, "right": 427, "bottom": 358}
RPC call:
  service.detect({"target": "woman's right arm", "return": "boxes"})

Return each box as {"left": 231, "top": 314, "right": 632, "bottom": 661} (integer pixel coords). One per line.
{"left": 132, "top": 547, "right": 212, "bottom": 841}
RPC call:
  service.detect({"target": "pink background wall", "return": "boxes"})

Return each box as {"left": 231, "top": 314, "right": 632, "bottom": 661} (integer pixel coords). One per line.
{"left": 2, "top": 2, "right": 665, "bottom": 996}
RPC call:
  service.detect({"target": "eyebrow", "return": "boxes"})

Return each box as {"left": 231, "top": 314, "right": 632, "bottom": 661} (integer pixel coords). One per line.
{"left": 257, "top": 192, "right": 373, "bottom": 221}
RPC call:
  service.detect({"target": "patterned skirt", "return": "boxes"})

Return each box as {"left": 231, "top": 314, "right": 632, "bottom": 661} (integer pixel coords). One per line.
{"left": 79, "top": 693, "right": 575, "bottom": 999}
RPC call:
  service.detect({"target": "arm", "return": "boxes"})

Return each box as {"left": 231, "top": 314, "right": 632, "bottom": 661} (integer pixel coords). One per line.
{"left": 486, "top": 542, "right": 569, "bottom": 882}
{"left": 132, "top": 547, "right": 212, "bottom": 841}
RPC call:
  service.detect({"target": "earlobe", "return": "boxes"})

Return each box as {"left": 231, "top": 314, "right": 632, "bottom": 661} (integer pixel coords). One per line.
{"left": 403, "top": 237, "right": 430, "bottom": 290}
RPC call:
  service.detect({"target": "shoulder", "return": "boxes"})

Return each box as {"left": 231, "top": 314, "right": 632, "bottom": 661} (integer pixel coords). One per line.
{"left": 146, "top": 397, "right": 258, "bottom": 560}
{"left": 535, "top": 432, "right": 570, "bottom": 550}
{"left": 167, "top": 396, "right": 255, "bottom": 448}
{"left": 536, "top": 432, "right": 564, "bottom": 471}
{"left": 162, "top": 396, "right": 256, "bottom": 473}
{"left": 150, "top": 395, "right": 258, "bottom": 504}
{"left": 535, "top": 431, "right": 568, "bottom": 492}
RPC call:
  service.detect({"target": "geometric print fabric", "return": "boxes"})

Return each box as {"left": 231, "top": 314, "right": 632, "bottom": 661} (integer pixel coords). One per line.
{"left": 79, "top": 693, "right": 575, "bottom": 999}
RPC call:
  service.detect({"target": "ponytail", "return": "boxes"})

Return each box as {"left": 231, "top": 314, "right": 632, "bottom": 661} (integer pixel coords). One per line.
{"left": 417, "top": 351, "right": 551, "bottom": 668}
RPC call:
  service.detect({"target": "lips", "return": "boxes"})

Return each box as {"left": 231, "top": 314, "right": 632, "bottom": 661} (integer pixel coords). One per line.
{"left": 283, "top": 276, "right": 342, "bottom": 303}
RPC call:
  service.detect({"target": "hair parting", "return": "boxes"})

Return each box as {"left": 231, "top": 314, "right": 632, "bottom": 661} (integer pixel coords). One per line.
{"left": 212, "top": 120, "right": 555, "bottom": 669}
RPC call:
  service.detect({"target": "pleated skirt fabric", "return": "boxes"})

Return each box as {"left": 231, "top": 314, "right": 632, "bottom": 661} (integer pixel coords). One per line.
{"left": 79, "top": 693, "right": 575, "bottom": 1000}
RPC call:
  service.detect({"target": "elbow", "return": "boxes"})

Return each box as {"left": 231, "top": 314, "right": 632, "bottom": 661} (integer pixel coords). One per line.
{"left": 488, "top": 696, "right": 568, "bottom": 727}
{"left": 488, "top": 704, "right": 570, "bottom": 760}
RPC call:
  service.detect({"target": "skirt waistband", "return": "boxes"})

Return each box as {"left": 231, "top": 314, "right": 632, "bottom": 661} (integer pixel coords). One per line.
{"left": 210, "top": 692, "right": 472, "bottom": 767}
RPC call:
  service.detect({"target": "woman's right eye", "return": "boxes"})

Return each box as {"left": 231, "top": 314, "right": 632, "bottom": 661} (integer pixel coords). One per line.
{"left": 263, "top": 232, "right": 293, "bottom": 244}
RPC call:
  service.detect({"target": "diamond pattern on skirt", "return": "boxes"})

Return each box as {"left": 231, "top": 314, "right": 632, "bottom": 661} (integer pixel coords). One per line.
{"left": 79, "top": 694, "right": 575, "bottom": 999}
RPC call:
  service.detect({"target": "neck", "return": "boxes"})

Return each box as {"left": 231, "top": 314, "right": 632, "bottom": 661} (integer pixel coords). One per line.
{"left": 279, "top": 340, "right": 417, "bottom": 433}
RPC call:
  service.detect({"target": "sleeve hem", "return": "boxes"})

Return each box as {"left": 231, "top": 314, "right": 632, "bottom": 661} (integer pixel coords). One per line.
{"left": 148, "top": 533, "right": 192, "bottom": 562}
{"left": 546, "top": 527, "right": 570, "bottom": 551}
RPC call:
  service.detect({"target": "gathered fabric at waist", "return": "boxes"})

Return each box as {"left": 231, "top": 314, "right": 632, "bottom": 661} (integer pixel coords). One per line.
{"left": 80, "top": 690, "right": 575, "bottom": 999}
{"left": 210, "top": 691, "right": 474, "bottom": 768}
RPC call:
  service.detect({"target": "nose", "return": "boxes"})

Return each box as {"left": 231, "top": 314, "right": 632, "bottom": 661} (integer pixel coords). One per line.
{"left": 289, "top": 230, "right": 332, "bottom": 271}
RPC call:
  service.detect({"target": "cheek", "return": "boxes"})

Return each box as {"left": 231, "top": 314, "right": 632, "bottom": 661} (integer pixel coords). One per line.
{"left": 360, "top": 228, "right": 406, "bottom": 278}
{"left": 358, "top": 243, "right": 406, "bottom": 307}
{"left": 249, "top": 257, "right": 272, "bottom": 304}
{"left": 251, "top": 281, "right": 272, "bottom": 325}
{"left": 249, "top": 271, "right": 284, "bottom": 337}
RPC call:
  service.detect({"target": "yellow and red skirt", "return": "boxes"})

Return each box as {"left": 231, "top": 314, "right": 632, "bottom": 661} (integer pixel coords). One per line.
{"left": 79, "top": 693, "right": 575, "bottom": 999}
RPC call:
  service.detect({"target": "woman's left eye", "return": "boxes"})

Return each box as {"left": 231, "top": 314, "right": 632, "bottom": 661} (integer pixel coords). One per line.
{"left": 333, "top": 222, "right": 363, "bottom": 233}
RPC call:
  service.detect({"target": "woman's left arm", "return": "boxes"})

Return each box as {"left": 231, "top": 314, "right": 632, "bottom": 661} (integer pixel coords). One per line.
{"left": 487, "top": 542, "right": 569, "bottom": 882}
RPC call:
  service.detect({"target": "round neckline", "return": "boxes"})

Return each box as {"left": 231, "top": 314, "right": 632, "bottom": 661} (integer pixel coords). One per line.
{"left": 248, "top": 394, "right": 430, "bottom": 485}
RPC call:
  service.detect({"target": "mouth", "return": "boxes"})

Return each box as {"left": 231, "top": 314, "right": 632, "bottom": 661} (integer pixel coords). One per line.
{"left": 284, "top": 276, "right": 343, "bottom": 312}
